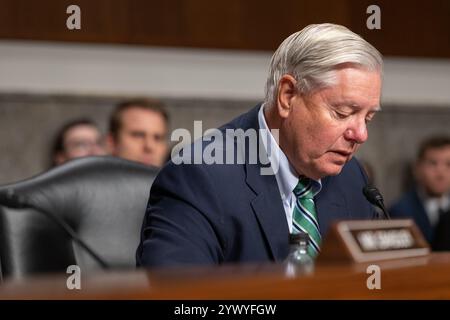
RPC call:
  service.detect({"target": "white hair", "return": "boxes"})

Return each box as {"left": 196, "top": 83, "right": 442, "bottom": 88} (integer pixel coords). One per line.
{"left": 264, "top": 23, "right": 383, "bottom": 107}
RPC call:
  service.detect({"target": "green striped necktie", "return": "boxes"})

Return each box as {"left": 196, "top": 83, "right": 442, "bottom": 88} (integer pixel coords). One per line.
{"left": 292, "top": 177, "right": 321, "bottom": 258}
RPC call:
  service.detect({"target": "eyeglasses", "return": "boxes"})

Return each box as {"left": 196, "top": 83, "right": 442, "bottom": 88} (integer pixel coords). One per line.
{"left": 64, "top": 139, "right": 104, "bottom": 152}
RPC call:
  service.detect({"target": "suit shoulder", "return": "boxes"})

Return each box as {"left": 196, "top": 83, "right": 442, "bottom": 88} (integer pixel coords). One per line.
{"left": 337, "top": 157, "right": 369, "bottom": 186}
{"left": 390, "top": 190, "right": 421, "bottom": 217}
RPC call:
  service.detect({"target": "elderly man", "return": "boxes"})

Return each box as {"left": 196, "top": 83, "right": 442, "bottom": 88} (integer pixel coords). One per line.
{"left": 137, "top": 23, "right": 382, "bottom": 267}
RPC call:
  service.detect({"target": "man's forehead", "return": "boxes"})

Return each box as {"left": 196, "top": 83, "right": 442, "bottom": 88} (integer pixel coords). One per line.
{"left": 121, "top": 106, "right": 160, "bottom": 118}
{"left": 120, "top": 108, "right": 165, "bottom": 125}
{"left": 323, "top": 72, "right": 382, "bottom": 109}
{"left": 65, "top": 125, "right": 100, "bottom": 139}
{"left": 120, "top": 113, "right": 167, "bottom": 135}
{"left": 425, "top": 146, "right": 450, "bottom": 156}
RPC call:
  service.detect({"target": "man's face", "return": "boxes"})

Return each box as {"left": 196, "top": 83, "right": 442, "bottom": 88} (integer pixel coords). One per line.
{"left": 111, "top": 107, "right": 168, "bottom": 167}
{"left": 280, "top": 67, "right": 382, "bottom": 180}
{"left": 57, "top": 124, "right": 105, "bottom": 165}
{"left": 416, "top": 146, "right": 450, "bottom": 197}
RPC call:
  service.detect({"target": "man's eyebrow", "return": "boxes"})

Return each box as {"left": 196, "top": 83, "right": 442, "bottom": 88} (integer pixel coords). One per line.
{"left": 129, "top": 129, "right": 146, "bottom": 135}
{"left": 333, "top": 101, "right": 381, "bottom": 112}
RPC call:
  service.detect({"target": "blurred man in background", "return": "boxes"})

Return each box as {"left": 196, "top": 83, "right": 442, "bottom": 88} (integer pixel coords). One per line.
{"left": 390, "top": 136, "right": 450, "bottom": 249}
{"left": 51, "top": 118, "right": 106, "bottom": 166}
{"left": 107, "top": 99, "right": 169, "bottom": 168}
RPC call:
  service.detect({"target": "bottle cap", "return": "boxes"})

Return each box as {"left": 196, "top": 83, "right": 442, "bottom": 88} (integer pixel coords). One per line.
{"left": 289, "top": 232, "right": 310, "bottom": 245}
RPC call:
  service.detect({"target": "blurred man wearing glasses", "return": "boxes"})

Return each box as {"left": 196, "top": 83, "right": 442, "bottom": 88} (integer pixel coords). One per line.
{"left": 51, "top": 118, "right": 106, "bottom": 166}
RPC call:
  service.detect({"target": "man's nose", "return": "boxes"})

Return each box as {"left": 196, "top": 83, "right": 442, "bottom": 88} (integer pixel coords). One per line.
{"left": 436, "top": 162, "right": 450, "bottom": 175}
{"left": 144, "top": 136, "right": 155, "bottom": 152}
{"left": 90, "top": 142, "right": 105, "bottom": 156}
{"left": 344, "top": 119, "right": 368, "bottom": 144}
{"left": 93, "top": 146, "right": 106, "bottom": 155}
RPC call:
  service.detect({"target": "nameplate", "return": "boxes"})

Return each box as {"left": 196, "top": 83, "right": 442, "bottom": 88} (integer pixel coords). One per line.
{"left": 318, "top": 219, "right": 430, "bottom": 263}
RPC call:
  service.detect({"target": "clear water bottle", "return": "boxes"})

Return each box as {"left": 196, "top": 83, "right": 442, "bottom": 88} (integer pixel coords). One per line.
{"left": 284, "top": 233, "right": 314, "bottom": 277}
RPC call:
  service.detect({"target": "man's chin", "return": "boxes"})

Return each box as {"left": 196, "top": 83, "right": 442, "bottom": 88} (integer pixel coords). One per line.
{"left": 313, "top": 164, "right": 345, "bottom": 179}
{"left": 140, "top": 159, "right": 156, "bottom": 167}
{"left": 326, "top": 166, "right": 344, "bottom": 176}
{"left": 425, "top": 187, "right": 449, "bottom": 198}
{"left": 294, "top": 158, "right": 347, "bottom": 180}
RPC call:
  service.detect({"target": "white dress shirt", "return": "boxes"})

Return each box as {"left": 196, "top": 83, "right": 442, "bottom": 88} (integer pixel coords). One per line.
{"left": 419, "top": 189, "right": 450, "bottom": 227}
{"left": 257, "top": 104, "right": 322, "bottom": 232}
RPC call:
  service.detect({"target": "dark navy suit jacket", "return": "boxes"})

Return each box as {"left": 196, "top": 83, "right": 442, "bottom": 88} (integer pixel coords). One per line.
{"left": 389, "top": 189, "right": 433, "bottom": 243}
{"left": 137, "top": 105, "right": 376, "bottom": 267}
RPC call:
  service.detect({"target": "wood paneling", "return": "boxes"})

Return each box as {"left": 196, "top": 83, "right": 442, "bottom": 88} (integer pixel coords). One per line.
{"left": 0, "top": 0, "right": 449, "bottom": 57}
{"left": 349, "top": 0, "right": 450, "bottom": 58}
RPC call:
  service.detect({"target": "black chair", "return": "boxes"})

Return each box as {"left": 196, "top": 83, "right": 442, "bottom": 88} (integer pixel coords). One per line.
{"left": 0, "top": 156, "right": 158, "bottom": 280}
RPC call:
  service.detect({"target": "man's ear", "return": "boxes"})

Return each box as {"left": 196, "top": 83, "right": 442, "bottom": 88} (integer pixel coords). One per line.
{"left": 276, "top": 74, "right": 299, "bottom": 119}
{"left": 106, "top": 133, "right": 116, "bottom": 155}
{"left": 54, "top": 152, "right": 67, "bottom": 166}
{"left": 413, "top": 160, "right": 422, "bottom": 182}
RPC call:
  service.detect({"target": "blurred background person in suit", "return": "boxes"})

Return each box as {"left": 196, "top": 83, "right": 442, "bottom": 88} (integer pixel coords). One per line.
{"left": 107, "top": 99, "right": 169, "bottom": 168}
{"left": 390, "top": 135, "right": 450, "bottom": 249}
{"left": 51, "top": 118, "right": 106, "bottom": 166}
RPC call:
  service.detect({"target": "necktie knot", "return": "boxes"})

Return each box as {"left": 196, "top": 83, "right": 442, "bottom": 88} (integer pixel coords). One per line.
{"left": 293, "top": 177, "right": 314, "bottom": 199}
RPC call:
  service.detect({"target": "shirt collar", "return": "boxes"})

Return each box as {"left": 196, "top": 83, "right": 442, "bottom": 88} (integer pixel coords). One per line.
{"left": 419, "top": 188, "right": 450, "bottom": 211}
{"left": 257, "top": 104, "right": 322, "bottom": 200}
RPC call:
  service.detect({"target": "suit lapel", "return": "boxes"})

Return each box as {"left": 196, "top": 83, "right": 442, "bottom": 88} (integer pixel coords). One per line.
{"left": 315, "top": 176, "right": 349, "bottom": 237}
{"left": 247, "top": 167, "right": 351, "bottom": 257}
{"left": 246, "top": 162, "right": 290, "bottom": 262}
{"left": 240, "top": 105, "right": 290, "bottom": 262}
{"left": 411, "top": 189, "right": 433, "bottom": 241}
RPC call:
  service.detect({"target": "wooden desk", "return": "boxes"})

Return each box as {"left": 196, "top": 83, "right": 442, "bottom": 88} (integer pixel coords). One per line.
{"left": 1, "top": 253, "right": 450, "bottom": 299}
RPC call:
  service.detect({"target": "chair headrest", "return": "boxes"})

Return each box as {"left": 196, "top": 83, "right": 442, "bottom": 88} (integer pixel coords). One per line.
{"left": 0, "top": 156, "right": 159, "bottom": 217}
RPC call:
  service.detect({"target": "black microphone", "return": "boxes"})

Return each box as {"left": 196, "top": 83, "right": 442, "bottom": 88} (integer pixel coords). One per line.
{"left": 0, "top": 189, "right": 110, "bottom": 269}
{"left": 363, "top": 185, "right": 391, "bottom": 220}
